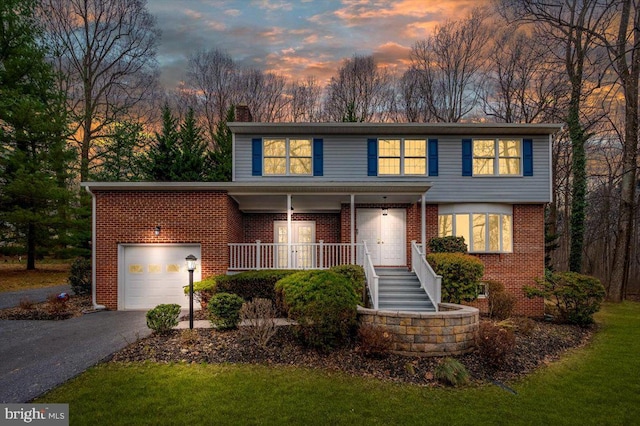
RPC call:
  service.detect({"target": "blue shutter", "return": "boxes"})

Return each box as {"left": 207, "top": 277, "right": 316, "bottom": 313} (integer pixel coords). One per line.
{"left": 428, "top": 138, "right": 438, "bottom": 176}
{"left": 462, "top": 139, "right": 472, "bottom": 176}
{"left": 251, "top": 138, "right": 262, "bottom": 176}
{"left": 523, "top": 138, "right": 533, "bottom": 176}
{"left": 367, "top": 138, "right": 378, "bottom": 176}
{"left": 313, "top": 138, "right": 323, "bottom": 176}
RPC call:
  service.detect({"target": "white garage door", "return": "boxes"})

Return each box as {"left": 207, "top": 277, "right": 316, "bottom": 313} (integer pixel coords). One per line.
{"left": 120, "top": 244, "right": 201, "bottom": 310}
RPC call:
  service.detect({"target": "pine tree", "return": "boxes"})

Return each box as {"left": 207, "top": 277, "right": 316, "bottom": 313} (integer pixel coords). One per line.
{"left": 0, "top": 0, "right": 72, "bottom": 269}
{"left": 208, "top": 106, "right": 235, "bottom": 181}
{"left": 144, "top": 104, "right": 180, "bottom": 181}
{"left": 175, "top": 108, "right": 208, "bottom": 181}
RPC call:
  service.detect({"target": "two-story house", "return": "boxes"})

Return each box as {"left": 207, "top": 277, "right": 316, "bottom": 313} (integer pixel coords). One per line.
{"left": 83, "top": 108, "right": 561, "bottom": 317}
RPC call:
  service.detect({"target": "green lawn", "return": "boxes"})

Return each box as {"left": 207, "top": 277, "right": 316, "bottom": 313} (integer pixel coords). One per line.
{"left": 38, "top": 302, "right": 640, "bottom": 425}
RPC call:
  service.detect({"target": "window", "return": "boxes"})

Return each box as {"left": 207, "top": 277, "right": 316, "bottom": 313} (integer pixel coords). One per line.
{"left": 263, "top": 138, "right": 312, "bottom": 175}
{"left": 477, "top": 282, "right": 488, "bottom": 298}
{"left": 378, "top": 139, "right": 426, "bottom": 175}
{"left": 473, "top": 139, "right": 521, "bottom": 176}
{"left": 438, "top": 204, "right": 513, "bottom": 253}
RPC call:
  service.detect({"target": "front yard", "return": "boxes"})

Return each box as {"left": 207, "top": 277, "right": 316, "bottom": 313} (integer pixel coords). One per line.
{"left": 36, "top": 302, "right": 640, "bottom": 425}
{"left": 0, "top": 262, "right": 70, "bottom": 292}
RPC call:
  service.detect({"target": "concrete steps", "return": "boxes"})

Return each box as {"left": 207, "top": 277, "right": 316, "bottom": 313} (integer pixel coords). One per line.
{"left": 376, "top": 268, "right": 435, "bottom": 312}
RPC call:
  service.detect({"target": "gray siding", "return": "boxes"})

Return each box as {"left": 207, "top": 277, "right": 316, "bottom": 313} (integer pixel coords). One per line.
{"left": 233, "top": 134, "right": 551, "bottom": 203}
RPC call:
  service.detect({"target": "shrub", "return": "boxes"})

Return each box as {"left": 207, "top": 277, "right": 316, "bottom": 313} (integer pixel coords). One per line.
{"left": 426, "top": 253, "right": 484, "bottom": 303}
{"left": 216, "top": 270, "right": 297, "bottom": 306}
{"left": 434, "top": 357, "right": 470, "bottom": 386}
{"left": 476, "top": 321, "right": 516, "bottom": 368}
{"left": 68, "top": 257, "right": 92, "bottom": 296}
{"left": 183, "top": 276, "right": 218, "bottom": 308}
{"left": 356, "top": 324, "right": 393, "bottom": 358}
{"left": 239, "top": 298, "right": 278, "bottom": 349}
{"left": 19, "top": 298, "right": 35, "bottom": 310}
{"left": 525, "top": 270, "right": 605, "bottom": 326}
{"left": 329, "top": 264, "right": 366, "bottom": 303}
{"left": 428, "top": 236, "right": 468, "bottom": 253}
{"left": 208, "top": 292, "right": 244, "bottom": 330}
{"left": 45, "top": 293, "right": 69, "bottom": 317}
{"left": 146, "top": 304, "right": 181, "bottom": 334}
{"left": 486, "top": 280, "right": 516, "bottom": 320}
{"left": 275, "top": 270, "right": 358, "bottom": 350}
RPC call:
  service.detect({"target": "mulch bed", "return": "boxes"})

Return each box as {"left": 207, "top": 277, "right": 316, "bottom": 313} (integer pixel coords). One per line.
{"left": 0, "top": 295, "right": 93, "bottom": 320}
{"left": 111, "top": 318, "right": 593, "bottom": 386}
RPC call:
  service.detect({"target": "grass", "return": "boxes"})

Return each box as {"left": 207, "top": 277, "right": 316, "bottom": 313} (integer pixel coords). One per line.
{"left": 37, "top": 302, "right": 640, "bottom": 425}
{"left": 0, "top": 262, "right": 70, "bottom": 292}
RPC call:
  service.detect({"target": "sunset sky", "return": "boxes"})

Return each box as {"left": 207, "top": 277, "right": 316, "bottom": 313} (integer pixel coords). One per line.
{"left": 147, "top": 0, "right": 483, "bottom": 88}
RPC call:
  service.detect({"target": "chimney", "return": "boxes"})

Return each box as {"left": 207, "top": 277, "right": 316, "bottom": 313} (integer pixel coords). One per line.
{"left": 236, "top": 104, "right": 253, "bottom": 122}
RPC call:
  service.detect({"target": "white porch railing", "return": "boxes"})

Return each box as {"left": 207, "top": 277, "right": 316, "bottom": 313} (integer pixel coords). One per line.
{"left": 228, "top": 241, "right": 361, "bottom": 270}
{"left": 361, "top": 241, "right": 379, "bottom": 309}
{"left": 411, "top": 240, "right": 442, "bottom": 311}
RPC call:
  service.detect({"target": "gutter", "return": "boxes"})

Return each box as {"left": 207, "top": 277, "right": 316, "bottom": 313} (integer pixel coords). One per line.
{"left": 84, "top": 186, "right": 106, "bottom": 311}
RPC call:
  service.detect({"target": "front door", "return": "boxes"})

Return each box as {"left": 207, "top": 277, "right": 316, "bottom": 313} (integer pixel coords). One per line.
{"left": 274, "top": 221, "right": 316, "bottom": 268}
{"left": 357, "top": 209, "right": 406, "bottom": 266}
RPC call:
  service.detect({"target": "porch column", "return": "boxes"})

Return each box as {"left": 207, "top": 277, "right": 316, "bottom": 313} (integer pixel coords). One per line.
{"left": 287, "top": 194, "right": 292, "bottom": 267}
{"left": 421, "top": 193, "right": 426, "bottom": 254}
{"left": 350, "top": 194, "right": 355, "bottom": 263}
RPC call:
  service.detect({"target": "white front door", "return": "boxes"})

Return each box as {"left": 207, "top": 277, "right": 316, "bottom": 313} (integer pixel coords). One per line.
{"left": 357, "top": 209, "right": 406, "bottom": 266}
{"left": 274, "top": 221, "right": 316, "bottom": 268}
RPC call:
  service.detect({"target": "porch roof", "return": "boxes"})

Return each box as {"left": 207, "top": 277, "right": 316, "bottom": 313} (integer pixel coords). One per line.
{"left": 81, "top": 181, "right": 431, "bottom": 212}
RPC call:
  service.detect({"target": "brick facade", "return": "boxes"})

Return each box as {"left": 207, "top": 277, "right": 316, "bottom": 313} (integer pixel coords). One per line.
{"left": 93, "top": 190, "right": 544, "bottom": 316}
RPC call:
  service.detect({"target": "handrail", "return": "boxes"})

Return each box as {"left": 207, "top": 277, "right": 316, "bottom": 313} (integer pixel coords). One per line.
{"left": 411, "top": 241, "right": 441, "bottom": 311}
{"left": 228, "top": 242, "right": 360, "bottom": 270}
{"left": 361, "top": 241, "right": 379, "bottom": 309}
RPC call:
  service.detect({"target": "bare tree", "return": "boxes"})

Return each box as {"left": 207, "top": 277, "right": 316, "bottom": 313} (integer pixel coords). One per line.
{"left": 186, "top": 48, "right": 237, "bottom": 142}
{"left": 288, "top": 77, "right": 323, "bottom": 122}
{"left": 410, "top": 10, "right": 490, "bottom": 122}
{"left": 234, "top": 69, "right": 289, "bottom": 122}
{"left": 39, "top": 0, "right": 160, "bottom": 182}
{"left": 323, "top": 54, "right": 394, "bottom": 122}
{"left": 481, "top": 28, "right": 568, "bottom": 123}
{"left": 398, "top": 67, "right": 433, "bottom": 122}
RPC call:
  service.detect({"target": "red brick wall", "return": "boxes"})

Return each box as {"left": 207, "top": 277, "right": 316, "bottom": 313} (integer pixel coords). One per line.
{"left": 242, "top": 213, "right": 340, "bottom": 243}
{"left": 425, "top": 204, "right": 545, "bottom": 317}
{"left": 94, "top": 190, "right": 230, "bottom": 310}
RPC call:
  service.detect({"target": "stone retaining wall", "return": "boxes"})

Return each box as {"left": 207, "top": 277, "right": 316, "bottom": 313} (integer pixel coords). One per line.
{"left": 357, "top": 304, "right": 479, "bottom": 357}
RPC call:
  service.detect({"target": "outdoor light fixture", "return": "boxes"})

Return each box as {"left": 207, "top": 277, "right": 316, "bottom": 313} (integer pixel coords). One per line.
{"left": 382, "top": 208, "right": 388, "bottom": 216}
{"left": 185, "top": 254, "right": 198, "bottom": 329}
{"left": 154, "top": 225, "right": 161, "bottom": 236}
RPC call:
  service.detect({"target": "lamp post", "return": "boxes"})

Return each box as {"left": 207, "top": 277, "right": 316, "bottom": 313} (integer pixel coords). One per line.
{"left": 185, "top": 254, "right": 197, "bottom": 329}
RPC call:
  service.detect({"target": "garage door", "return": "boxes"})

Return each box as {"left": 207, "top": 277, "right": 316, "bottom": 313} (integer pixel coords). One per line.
{"left": 121, "top": 244, "right": 201, "bottom": 310}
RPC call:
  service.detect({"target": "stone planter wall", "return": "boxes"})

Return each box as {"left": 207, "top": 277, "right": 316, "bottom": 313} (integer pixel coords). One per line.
{"left": 357, "top": 304, "right": 479, "bottom": 357}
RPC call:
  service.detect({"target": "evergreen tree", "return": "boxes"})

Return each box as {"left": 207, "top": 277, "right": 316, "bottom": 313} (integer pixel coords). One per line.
{"left": 93, "top": 121, "right": 149, "bottom": 181}
{"left": 0, "top": 0, "right": 72, "bottom": 269}
{"left": 208, "top": 106, "right": 235, "bottom": 181}
{"left": 144, "top": 104, "right": 180, "bottom": 181}
{"left": 175, "top": 108, "right": 208, "bottom": 181}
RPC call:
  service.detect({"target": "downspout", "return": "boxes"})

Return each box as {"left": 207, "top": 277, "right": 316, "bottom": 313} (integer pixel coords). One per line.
{"left": 84, "top": 186, "right": 106, "bottom": 310}
{"left": 421, "top": 193, "right": 426, "bottom": 254}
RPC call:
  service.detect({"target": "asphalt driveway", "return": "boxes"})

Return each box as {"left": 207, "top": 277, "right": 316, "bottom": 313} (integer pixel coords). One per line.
{"left": 0, "top": 310, "right": 150, "bottom": 403}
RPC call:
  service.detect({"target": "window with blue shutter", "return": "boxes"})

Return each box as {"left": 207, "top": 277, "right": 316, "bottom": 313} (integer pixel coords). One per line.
{"left": 251, "top": 138, "right": 262, "bottom": 176}
{"left": 428, "top": 138, "right": 438, "bottom": 176}
{"left": 313, "top": 138, "right": 323, "bottom": 176}
{"left": 523, "top": 139, "right": 533, "bottom": 176}
{"left": 462, "top": 139, "right": 473, "bottom": 176}
{"left": 367, "top": 138, "right": 378, "bottom": 176}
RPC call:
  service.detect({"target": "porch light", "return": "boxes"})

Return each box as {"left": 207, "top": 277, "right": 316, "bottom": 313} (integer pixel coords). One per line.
{"left": 382, "top": 208, "right": 388, "bottom": 216}
{"left": 185, "top": 254, "right": 198, "bottom": 329}
{"left": 154, "top": 225, "right": 161, "bottom": 236}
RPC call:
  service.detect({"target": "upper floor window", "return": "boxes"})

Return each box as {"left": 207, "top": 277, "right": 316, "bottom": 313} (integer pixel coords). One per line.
{"left": 264, "top": 138, "right": 312, "bottom": 176}
{"left": 473, "top": 139, "right": 521, "bottom": 176}
{"left": 378, "top": 139, "right": 427, "bottom": 175}
{"left": 438, "top": 204, "right": 513, "bottom": 253}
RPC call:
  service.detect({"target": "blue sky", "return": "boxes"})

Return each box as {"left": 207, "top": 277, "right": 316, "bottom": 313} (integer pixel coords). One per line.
{"left": 147, "top": 0, "right": 480, "bottom": 89}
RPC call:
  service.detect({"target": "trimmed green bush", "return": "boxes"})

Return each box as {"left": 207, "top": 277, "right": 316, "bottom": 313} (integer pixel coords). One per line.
{"left": 183, "top": 275, "right": 218, "bottom": 308}
{"left": 146, "top": 304, "right": 181, "bottom": 334}
{"left": 275, "top": 270, "right": 358, "bottom": 350}
{"left": 429, "top": 236, "right": 468, "bottom": 253}
{"left": 208, "top": 292, "right": 244, "bottom": 330}
{"left": 434, "top": 357, "right": 470, "bottom": 386}
{"left": 525, "top": 270, "right": 605, "bottom": 326}
{"left": 216, "top": 270, "right": 297, "bottom": 303}
{"left": 68, "top": 257, "right": 92, "bottom": 296}
{"left": 426, "top": 253, "right": 484, "bottom": 303}
{"left": 486, "top": 280, "right": 516, "bottom": 320}
{"left": 329, "top": 264, "right": 366, "bottom": 303}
